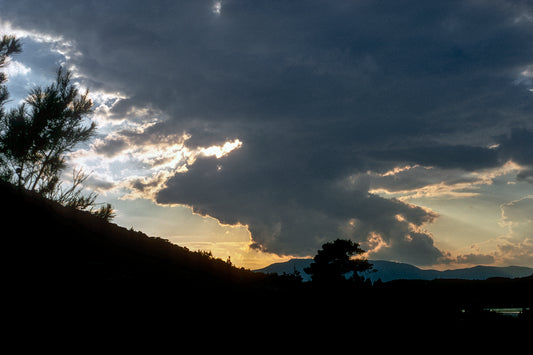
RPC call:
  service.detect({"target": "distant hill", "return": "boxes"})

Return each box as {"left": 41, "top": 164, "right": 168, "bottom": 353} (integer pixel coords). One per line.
{"left": 255, "top": 258, "right": 533, "bottom": 282}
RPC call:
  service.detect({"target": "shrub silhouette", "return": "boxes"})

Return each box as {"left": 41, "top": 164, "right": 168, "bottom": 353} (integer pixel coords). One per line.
{"left": 0, "top": 35, "right": 113, "bottom": 220}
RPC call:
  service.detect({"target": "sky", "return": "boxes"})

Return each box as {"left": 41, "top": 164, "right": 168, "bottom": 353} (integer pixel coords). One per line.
{"left": 1, "top": 0, "right": 533, "bottom": 269}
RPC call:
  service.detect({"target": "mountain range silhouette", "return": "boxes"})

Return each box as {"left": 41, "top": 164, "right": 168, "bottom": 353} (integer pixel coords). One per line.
{"left": 255, "top": 258, "right": 533, "bottom": 282}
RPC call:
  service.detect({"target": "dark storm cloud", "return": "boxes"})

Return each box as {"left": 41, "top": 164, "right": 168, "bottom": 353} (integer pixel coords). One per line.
{"left": 155, "top": 152, "right": 442, "bottom": 261}
{"left": 496, "top": 128, "right": 533, "bottom": 183}
{"left": 517, "top": 169, "right": 533, "bottom": 184}
{"left": 370, "top": 145, "right": 502, "bottom": 171}
{"left": 365, "top": 165, "right": 480, "bottom": 194}
{"left": 497, "top": 128, "right": 533, "bottom": 166}
{"left": 4, "top": 0, "right": 533, "bottom": 264}
{"left": 94, "top": 137, "right": 128, "bottom": 157}
{"left": 455, "top": 253, "right": 495, "bottom": 265}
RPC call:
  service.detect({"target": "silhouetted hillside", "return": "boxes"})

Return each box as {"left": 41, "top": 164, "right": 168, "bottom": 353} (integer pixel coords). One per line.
{"left": 1, "top": 181, "right": 295, "bottom": 307}
{"left": 2, "top": 180, "right": 316, "bottom": 337}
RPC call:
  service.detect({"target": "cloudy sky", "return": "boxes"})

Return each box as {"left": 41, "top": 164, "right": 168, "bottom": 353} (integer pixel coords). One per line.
{"left": 2, "top": 0, "right": 533, "bottom": 269}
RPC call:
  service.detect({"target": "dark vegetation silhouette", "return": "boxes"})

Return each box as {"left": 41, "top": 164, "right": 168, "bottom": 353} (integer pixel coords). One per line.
{"left": 304, "top": 238, "right": 373, "bottom": 287}
{"left": 0, "top": 35, "right": 22, "bottom": 105}
{"left": 0, "top": 35, "right": 114, "bottom": 220}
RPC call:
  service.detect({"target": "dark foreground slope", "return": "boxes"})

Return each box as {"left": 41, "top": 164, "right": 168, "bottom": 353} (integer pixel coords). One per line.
{"left": 2, "top": 181, "right": 532, "bottom": 338}
{"left": 1, "top": 182, "right": 297, "bottom": 327}
{"left": 1, "top": 181, "right": 262, "bottom": 287}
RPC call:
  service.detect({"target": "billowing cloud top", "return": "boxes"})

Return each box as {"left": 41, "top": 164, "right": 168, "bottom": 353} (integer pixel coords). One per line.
{"left": 2, "top": 0, "right": 533, "bottom": 265}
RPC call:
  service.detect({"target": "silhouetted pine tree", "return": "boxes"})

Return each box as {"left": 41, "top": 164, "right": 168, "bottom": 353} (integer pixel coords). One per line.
{"left": 0, "top": 35, "right": 114, "bottom": 220}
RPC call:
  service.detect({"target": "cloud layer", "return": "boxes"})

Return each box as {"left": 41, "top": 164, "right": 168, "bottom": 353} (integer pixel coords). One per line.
{"left": 2, "top": 0, "right": 533, "bottom": 265}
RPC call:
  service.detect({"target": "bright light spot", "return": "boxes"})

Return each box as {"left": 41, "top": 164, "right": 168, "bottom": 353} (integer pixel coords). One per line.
{"left": 0, "top": 20, "right": 64, "bottom": 44}
{"left": 521, "top": 69, "right": 533, "bottom": 78}
{"left": 395, "top": 214, "right": 406, "bottom": 222}
{"left": 379, "top": 164, "right": 421, "bottom": 177}
{"left": 201, "top": 139, "right": 243, "bottom": 159}
{"left": 212, "top": 1, "right": 222, "bottom": 15}
{"left": 366, "top": 232, "right": 389, "bottom": 256}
